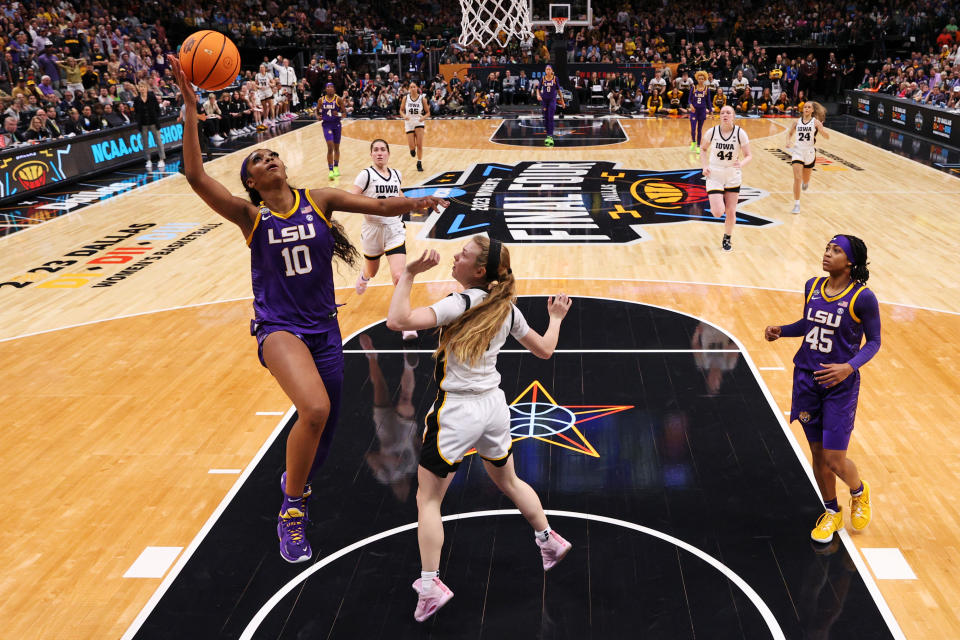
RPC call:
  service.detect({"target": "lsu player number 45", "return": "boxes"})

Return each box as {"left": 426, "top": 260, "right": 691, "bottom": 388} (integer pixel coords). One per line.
{"left": 764, "top": 235, "right": 880, "bottom": 544}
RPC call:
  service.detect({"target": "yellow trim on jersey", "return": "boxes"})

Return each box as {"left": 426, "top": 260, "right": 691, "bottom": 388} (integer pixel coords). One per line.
{"left": 805, "top": 277, "right": 823, "bottom": 304}
{"left": 424, "top": 354, "right": 454, "bottom": 466}
{"left": 266, "top": 189, "right": 301, "bottom": 219}
{"left": 848, "top": 286, "right": 868, "bottom": 323}
{"left": 303, "top": 189, "right": 332, "bottom": 227}
{"left": 245, "top": 211, "right": 261, "bottom": 246}
{"left": 479, "top": 448, "right": 512, "bottom": 462}
{"left": 820, "top": 278, "right": 856, "bottom": 302}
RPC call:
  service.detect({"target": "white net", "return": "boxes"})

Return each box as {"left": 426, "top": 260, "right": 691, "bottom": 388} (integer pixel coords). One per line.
{"left": 458, "top": 0, "right": 533, "bottom": 47}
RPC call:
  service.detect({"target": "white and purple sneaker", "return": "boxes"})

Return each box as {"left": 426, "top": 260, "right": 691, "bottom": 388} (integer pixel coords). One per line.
{"left": 277, "top": 505, "right": 312, "bottom": 563}
{"left": 280, "top": 472, "right": 312, "bottom": 522}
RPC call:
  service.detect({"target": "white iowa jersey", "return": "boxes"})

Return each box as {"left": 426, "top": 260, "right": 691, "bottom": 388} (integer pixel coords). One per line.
{"left": 707, "top": 125, "right": 747, "bottom": 167}
{"left": 354, "top": 166, "right": 403, "bottom": 225}
{"left": 794, "top": 116, "right": 818, "bottom": 149}
{"left": 255, "top": 72, "right": 273, "bottom": 94}
{"left": 404, "top": 94, "right": 425, "bottom": 121}
{"left": 430, "top": 289, "right": 531, "bottom": 394}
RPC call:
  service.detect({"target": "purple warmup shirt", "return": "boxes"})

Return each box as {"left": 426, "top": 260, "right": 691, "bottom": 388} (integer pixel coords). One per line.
{"left": 781, "top": 276, "right": 881, "bottom": 371}
{"left": 320, "top": 96, "right": 341, "bottom": 124}
{"left": 540, "top": 76, "right": 559, "bottom": 105}
{"left": 689, "top": 88, "right": 710, "bottom": 113}
{"left": 248, "top": 188, "right": 339, "bottom": 334}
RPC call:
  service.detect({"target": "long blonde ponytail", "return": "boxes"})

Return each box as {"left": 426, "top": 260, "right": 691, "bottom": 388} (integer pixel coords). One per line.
{"left": 808, "top": 100, "right": 826, "bottom": 123}
{"left": 436, "top": 236, "right": 516, "bottom": 367}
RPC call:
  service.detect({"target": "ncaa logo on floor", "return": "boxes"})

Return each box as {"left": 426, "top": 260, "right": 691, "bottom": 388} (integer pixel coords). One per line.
{"left": 405, "top": 161, "right": 773, "bottom": 245}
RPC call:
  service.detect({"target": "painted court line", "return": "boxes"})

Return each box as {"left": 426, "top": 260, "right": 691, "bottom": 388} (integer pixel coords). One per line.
{"left": 123, "top": 547, "right": 183, "bottom": 579}
{"left": 238, "top": 509, "right": 787, "bottom": 640}
{"left": 119, "top": 406, "right": 298, "bottom": 640}
{"left": 208, "top": 469, "right": 242, "bottom": 475}
{"left": 861, "top": 548, "right": 918, "bottom": 580}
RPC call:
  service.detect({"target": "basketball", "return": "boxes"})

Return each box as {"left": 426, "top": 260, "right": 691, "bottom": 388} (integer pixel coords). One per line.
{"left": 178, "top": 31, "right": 241, "bottom": 91}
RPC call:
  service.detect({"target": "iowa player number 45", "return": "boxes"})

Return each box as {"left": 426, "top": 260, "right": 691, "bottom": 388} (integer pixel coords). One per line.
{"left": 804, "top": 326, "right": 834, "bottom": 353}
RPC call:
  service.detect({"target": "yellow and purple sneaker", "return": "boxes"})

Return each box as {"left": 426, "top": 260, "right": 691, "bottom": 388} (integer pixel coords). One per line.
{"left": 277, "top": 505, "right": 311, "bottom": 563}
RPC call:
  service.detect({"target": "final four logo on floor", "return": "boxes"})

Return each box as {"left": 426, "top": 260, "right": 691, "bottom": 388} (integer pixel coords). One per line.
{"left": 404, "top": 161, "right": 773, "bottom": 244}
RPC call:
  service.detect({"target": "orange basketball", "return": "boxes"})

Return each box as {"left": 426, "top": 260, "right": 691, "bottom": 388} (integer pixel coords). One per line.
{"left": 178, "top": 31, "right": 241, "bottom": 92}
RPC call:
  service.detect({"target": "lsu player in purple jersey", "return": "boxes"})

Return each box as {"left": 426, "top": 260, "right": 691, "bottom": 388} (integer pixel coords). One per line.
{"left": 319, "top": 83, "right": 343, "bottom": 180}
{"left": 765, "top": 235, "right": 880, "bottom": 543}
{"left": 536, "top": 65, "right": 565, "bottom": 147}
{"left": 168, "top": 55, "right": 447, "bottom": 564}
{"left": 688, "top": 70, "right": 711, "bottom": 153}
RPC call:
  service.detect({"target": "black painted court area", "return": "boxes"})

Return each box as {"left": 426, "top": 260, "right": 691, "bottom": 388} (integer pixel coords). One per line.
{"left": 128, "top": 298, "right": 895, "bottom": 639}
{"left": 491, "top": 117, "right": 628, "bottom": 147}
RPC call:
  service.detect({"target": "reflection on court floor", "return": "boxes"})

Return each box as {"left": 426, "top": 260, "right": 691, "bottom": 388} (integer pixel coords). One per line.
{"left": 125, "top": 298, "right": 897, "bottom": 640}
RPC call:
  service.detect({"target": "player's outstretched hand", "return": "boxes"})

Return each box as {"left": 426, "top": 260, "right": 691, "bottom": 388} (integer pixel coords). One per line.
{"left": 412, "top": 196, "right": 448, "bottom": 214}
{"left": 547, "top": 294, "right": 572, "bottom": 320}
{"left": 764, "top": 325, "right": 781, "bottom": 341}
{"left": 167, "top": 55, "right": 197, "bottom": 107}
{"left": 406, "top": 249, "right": 440, "bottom": 276}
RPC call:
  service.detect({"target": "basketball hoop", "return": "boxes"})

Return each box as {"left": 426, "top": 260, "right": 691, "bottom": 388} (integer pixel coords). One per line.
{"left": 458, "top": 0, "right": 533, "bottom": 46}
{"left": 550, "top": 16, "right": 568, "bottom": 33}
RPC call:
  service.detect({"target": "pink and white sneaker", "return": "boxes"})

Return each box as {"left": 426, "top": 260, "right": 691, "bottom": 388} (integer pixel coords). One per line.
{"left": 412, "top": 577, "right": 454, "bottom": 622}
{"left": 401, "top": 330, "right": 418, "bottom": 341}
{"left": 536, "top": 530, "right": 572, "bottom": 570}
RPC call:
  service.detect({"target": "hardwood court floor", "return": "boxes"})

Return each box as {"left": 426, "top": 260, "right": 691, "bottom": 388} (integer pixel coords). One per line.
{"left": 0, "top": 116, "right": 958, "bottom": 639}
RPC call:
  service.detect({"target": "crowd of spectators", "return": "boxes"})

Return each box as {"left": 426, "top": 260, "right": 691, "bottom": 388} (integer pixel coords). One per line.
{"left": 1, "top": 0, "right": 958, "bottom": 151}
{"left": 855, "top": 47, "right": 960, "bottom": 109}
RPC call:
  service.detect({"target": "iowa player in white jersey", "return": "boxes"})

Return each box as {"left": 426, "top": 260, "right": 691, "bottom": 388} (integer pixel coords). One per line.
{"left": 785, "top": 101, "right": 829, "bottom": 214}
{"left": 400, "top": 82, "right": 429, "bottom": 172}
{"left": 348, "top": 138, "right": 418, "bottom": 340}
{"left": 700, "top": 105, "right": 753, "bottom": 252}
{"left": 387, "top": 236, "right": 573, "bottom": 622}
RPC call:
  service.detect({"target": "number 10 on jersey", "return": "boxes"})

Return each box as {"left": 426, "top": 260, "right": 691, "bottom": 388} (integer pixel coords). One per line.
{"left": 281, "top": 245, "right": 313, "bottom": 276}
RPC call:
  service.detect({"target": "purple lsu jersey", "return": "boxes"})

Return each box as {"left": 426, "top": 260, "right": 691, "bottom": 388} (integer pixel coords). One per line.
{"left": 540, "top": 77, "right": 559, "bottom": 104}
{"left": 793, "top": 277, "right": 870, "bottom": 371}
{"left": 248, "top": 189, "right": 339, "bottom": 334}
{"left": 321, "top": 96, "right": 341, "bottom": 124}
{"left": 689, "top": 88, "right": 709, "bottom": 112}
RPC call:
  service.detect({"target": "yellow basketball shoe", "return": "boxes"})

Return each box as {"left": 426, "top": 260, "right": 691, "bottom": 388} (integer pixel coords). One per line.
{"left": 850, "top": 481, "right": 872, "bottom": 531}
{"left": 811, "top": 509, "right": 844, "bottom": 543}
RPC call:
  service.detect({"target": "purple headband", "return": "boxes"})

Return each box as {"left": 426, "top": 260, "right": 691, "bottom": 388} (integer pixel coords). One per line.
{"left": 239, "top": 151, "right": 255, "bottom": 184}
{"left": 830, "top": 235, "right": 853, "bottom": 262}
{"left": 326, "top": 82, "right": 335, "bottom": 88}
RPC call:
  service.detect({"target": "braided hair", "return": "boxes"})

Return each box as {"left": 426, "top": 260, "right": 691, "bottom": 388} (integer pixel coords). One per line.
{"left": 841, "top": 234, "right": 869, "bottom": 283}
{"left": 244, "top": 183, "right": 359, "bottom": 268}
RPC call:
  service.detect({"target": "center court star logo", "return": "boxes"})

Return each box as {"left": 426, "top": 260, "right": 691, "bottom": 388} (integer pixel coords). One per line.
{"left": 467, "top": 380, "right": 634, "bottom": 458}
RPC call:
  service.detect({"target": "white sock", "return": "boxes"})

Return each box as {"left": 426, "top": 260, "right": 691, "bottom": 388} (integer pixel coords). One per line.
{"left": 795, "top": 200, "right": 800, "bottom": 206}
{"left": 420, "top": 570, "right": 438, "bottom": 594}
{"left": 535, "top": 527, "right": 551, "bottom": 542}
